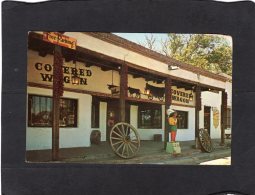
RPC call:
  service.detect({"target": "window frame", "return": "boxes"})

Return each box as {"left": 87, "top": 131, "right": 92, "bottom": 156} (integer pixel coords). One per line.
{"left": 27, "top": 94, "right": 78, "bottom": 128}
{"left": 137, "top": 104, "right": 162, "bottom": 129}
{"left": 91, "top": 96, "right": 100, "bottom": 128}
{"left": 175, "top": 110, "right": 189, "bottom": 129}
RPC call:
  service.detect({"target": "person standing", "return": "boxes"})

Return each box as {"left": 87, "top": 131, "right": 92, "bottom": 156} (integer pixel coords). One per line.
{"left": 169, "top": 111, "right": 178, "bottom": 142}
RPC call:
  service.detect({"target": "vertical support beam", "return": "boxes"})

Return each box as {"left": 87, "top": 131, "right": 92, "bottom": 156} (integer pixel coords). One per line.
{"left": 164, "top": 77, "right": 172, "bottom": 149}
{"left": 195, "top": 85, "right": 201, "bottom": 148}
{"left": 52, "top": 45, "right": 63, "bottom": 161}
{"left": 119, "top": 63, "right": 128, "bottom": 122}
{"left": 220, "top": 91, "right": 228, "bottom": 146}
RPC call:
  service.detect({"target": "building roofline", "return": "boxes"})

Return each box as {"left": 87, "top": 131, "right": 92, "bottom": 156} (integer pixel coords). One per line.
{"left": 83, "top": 32, "right": 229, "bottom": 82}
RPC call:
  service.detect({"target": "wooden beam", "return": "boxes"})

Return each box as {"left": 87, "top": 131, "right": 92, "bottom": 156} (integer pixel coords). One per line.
{"left": 164, "top": 77, "right": 172, "bottom": 149}
{"left": 119, "top": 63, "right": 128, "bottom": 122}
{"left": 195, "top": 85, "right": 202, "bottom": 149}
{"left": 220, "top": 91, "right": 228, "bottom": 145}
{"left": 52, "top": 45, "right": 63, "bottom": 161}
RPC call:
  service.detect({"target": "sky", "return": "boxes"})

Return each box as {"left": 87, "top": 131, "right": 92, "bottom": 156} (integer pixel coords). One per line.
{"left": 114, "top": 33, "right": 168, "bottom": 52}
{"left": 113, "top": 33, "right": 233, "bottom": 53}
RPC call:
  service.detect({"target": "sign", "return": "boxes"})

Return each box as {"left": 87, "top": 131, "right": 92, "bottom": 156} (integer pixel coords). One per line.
{"left": 43, "top": 32, "right": 77, "bottom": 50}
{"left": 33, "top": 62, "right": 92, "bottom": 85}
{"left": 171, "top": 86, "right": 195, "bottom": 106}
{"left": 213, "top": 107, "right": 220, "bottom": 128}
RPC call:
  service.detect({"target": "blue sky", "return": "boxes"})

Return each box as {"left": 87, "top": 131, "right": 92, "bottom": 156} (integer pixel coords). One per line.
{"left": 113, "top": 33, "right": 232, "bottom": 52}
{"left": 113, "top": 33, "right": 168, "bottom": 52}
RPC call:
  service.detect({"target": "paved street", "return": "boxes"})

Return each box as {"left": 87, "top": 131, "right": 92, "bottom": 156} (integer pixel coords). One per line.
{"left": 26, "top": 139, "right": 231, "bottom": 165}
{"left": 200, "top": 157, "right": 231, "bottom": 165}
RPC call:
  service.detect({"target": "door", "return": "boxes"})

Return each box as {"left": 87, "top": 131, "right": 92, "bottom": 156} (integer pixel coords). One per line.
{"left": 106, "top": 100, "right": 130, "bottom": 141}
{"left": 204, "top": 106, "right": 211, "bottom": 135}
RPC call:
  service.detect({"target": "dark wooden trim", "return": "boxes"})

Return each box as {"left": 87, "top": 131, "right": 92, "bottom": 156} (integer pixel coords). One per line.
{"left": 28, "top": 82, "right": 119, "bottom": 99}
{"left": 164, "top": 77, "right": 172, "bottom": 149}
{"left": 195, "top": 85, "right": 202, "bottom": 148}
{"left": 220, "top": 91, "right": 228, "bottom": 145}
{"left": 126, "top": 97, "right": 165, "bottom": 105}
{"left": 29, "top": 82, "right": 196, "bottom": 108}
{"left": 83, "top": 32, "right": 228, "bottom": 82}
{"left": 29, "top": 32, "right": 228, "bottom": 86}
{"left": 52, "top": 45, "right": 61, "bottom": 161}
{"left": 119, "top": 63, "right": 128, "bottom": 122}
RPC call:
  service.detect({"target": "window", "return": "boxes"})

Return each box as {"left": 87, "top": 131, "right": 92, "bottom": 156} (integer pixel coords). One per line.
{"left": 91, "top": 97, "right": 100, "bottom": 128}
{"left": 176, "top": 110, "right": 188, "bottom": 129}
{"left": 28, "top": 95, "right": 78, "bottom": 127}
{"left": 226, "top": 108, "right": 231, "bottom": 128}
{"left": 138, "top": 104, "right": 162, "bottom": 129}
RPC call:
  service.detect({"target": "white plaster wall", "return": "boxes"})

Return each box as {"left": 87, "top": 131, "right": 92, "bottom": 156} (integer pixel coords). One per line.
{"left": 26, "top": 87, "right": 92, "bottom": 150}
{"left": 226, "top": 81, "right": 232, "bottom": 107}
{"left": 36, "top": 32, "right": 226, "bottom": 89}
{"left": 170, "top": 105, "right": 195, "bottom": 141}
{"left": 130, "top": 105, "right": 164, "bottom": 141}
{"left": 201, "top": 91, "right": 222, "bottom": 139}
{"left": 28, "top": 50, "right": 120, "bottom": 94}
{"left": 130, "top": 104, "right": 195, "bottom": 141}
{"left": 99, "top": 102, "right": 107, "bottom": 141}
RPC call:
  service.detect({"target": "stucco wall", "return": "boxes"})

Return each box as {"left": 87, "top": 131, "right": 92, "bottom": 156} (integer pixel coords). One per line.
{"left": 201, "top": 91, "right": 222, "bottom": 139}
{"left": 130, "top": 104, "right": 195, "bottom": 141}
{"left": 35, "top": 32, "right": 226, "bottom": 89}
{"left": 26, "top": 87, "right": 92, "bottom": 150}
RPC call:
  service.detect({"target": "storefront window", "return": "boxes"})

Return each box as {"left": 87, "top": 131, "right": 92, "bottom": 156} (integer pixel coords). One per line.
{"left": 28, "top": 95, "right": 78, "bottom": 127}
{"left": 138, "top": 104, "right": 162, "bottom": 129}
{"left": 91, "top": 97, "right": 100, "bottom": 128}
{"left": 176, "top": 110, "right": 188, "bottom": 129}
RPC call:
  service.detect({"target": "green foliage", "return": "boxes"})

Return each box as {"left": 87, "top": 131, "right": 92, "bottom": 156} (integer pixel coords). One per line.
{"left": 164, "top": 34, "right": 232, "bottom": 75}
{"left": 144, "top": 34, "right": 232, "bottom": 75}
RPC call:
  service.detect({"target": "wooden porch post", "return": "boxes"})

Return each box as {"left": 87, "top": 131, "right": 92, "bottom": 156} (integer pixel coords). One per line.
{"left": 220, "top": 91, "right": 228, "bottom": 146}
{"left": 119, "top": 63, "right": 128, "bottom": 122}
{"left": 195, "top": 85, "right": 202, "bottom": 148}
{"left": 52, "top": 45, "right": 63, "bottom": 161}
{"left": 164, "top": 77, "right": 172, "bottom": 149}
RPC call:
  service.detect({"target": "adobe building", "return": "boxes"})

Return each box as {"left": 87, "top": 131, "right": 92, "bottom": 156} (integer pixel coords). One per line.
{"left": 26, "top": 32, "right": 232, "bottom": 151}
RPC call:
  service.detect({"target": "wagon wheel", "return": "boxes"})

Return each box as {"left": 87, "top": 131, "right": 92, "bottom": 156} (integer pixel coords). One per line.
{"left": 198, "top": 128, "right": 214, "bottom": 153}
{"left": 110, "top": 122, "right": 140, "bottom": 159}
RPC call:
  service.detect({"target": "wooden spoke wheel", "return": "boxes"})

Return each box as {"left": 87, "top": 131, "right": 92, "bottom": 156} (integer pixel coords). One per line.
{"left": 198, "top": 128, "right": 214, "bottom": 153}
{"left": 110, "top": 122, "right": 140, "bottom": 159}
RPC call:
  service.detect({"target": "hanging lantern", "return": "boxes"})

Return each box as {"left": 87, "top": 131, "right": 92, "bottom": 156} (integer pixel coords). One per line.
{"left": 189, "top": 93, "right": 194, "bottom": 101}
{"left": 72, "top": 60, "right": 80, "bottom": 85}
{"left": 144, "top": 80, "right": 150, "bottom": 95}
{"left": 144, "top": 88, "right": 150, "bottom": 95}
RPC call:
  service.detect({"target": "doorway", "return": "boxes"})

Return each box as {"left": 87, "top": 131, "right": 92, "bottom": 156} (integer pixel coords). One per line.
{"left": 106, "top": 100, "right": 130, "bottom": 141}
{"left": 204, "top": 106, "right": 211, "bottom": 135}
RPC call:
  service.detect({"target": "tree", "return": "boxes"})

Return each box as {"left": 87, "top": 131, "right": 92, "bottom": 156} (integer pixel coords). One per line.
{"left": 141, "top": 34, "right": 232, "bottom": 75}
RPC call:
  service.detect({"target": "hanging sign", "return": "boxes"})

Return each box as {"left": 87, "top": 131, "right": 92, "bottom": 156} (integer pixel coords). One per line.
{"left": 43, "top": 32, "right": 77, "bottom": 50}
{"left": 213, "top": 107, "right": 220, "bottom": 128}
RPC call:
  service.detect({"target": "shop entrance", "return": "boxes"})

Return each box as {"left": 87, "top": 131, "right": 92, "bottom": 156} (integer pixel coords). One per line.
{"left": 204, "top": 106, "right": 211, "bottom": 135}
{"left": 106, "top": 100, "right": 130, "bottom": 141}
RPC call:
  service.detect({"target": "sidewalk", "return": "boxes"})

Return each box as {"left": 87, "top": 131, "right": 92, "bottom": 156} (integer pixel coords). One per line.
{"left": 26, "top": 139, "right": 231, "bottom": 165}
